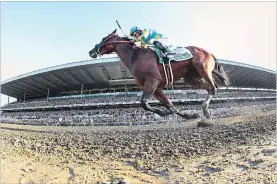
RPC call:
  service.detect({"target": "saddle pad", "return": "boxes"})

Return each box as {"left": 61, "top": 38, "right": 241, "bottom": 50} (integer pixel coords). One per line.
{"left": 150, "top": 45, "right": 193, "bottom": 64}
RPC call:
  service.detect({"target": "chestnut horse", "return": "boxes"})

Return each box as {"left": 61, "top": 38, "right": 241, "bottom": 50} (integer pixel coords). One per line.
{"left": 89, "top": 29, "right": 230, "bottom": 119}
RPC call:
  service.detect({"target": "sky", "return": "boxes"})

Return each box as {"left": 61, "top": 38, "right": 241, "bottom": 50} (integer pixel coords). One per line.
{"left": 1, "top": 1, "right": 276, "bottom": 106}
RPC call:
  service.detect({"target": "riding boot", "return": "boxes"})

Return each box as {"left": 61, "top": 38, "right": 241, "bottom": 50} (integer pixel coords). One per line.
{"left": 153, "top": 41, "right": 172, "bottom": 57}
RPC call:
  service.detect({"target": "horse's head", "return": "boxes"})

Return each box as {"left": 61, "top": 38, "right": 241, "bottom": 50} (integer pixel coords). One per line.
{"left": 89, "top": 29, "right": 120, "bottom": 58}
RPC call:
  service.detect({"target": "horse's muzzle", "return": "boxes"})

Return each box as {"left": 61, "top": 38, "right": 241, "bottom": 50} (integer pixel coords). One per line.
{"left": 89, "top": 48, "right": 97, "bottom": 58}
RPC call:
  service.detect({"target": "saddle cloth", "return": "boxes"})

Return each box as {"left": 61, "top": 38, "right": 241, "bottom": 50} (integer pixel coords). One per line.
{"left": 149, "top": 45, "right": 193, "bottom": 64}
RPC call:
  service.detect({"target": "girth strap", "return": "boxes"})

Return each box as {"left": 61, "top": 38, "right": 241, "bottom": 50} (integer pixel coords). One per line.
{"left": 162, "top": 62, "right": 174, "bottom": 88}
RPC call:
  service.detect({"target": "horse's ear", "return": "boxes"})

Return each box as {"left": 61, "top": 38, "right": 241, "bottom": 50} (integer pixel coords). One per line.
{"left": 112, "top": 29, "right": 117, "bottom": 34}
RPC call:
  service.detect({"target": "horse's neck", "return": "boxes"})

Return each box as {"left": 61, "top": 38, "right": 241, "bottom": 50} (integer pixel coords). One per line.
{"left": 115, "top": 44, "right": 136, "bottom": 69}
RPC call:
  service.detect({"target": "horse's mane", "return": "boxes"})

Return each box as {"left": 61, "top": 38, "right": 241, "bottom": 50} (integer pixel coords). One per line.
{"left": 120, "top": 36, "right": 133, "bottom": 41}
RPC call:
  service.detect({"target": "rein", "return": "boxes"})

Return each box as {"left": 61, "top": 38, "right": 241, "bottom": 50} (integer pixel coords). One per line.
{"left": 101, "top": 40, "right": 132, "bottom": 47}
{"left": 96, "top": 40, "right": 133, "bottom": 55}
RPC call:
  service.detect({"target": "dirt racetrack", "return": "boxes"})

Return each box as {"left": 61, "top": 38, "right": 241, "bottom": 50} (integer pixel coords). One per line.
{"left": 1, "top": 100, "right": 276, "bottom": 184}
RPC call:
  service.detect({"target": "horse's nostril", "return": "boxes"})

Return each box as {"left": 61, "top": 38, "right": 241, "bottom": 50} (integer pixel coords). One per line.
{"left": 89, "top": 52, "right": 97, "bottom": 58}
{"left": 89, "top": 49, "right": 97, "bottom": 58}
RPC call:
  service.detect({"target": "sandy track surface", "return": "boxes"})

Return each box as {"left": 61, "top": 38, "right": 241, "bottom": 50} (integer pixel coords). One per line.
{"left": 1, "top": 103, "right": 276, "bottom": 184}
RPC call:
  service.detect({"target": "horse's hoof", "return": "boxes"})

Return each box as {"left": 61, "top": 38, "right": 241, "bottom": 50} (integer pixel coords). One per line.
{"left": 182, "top": 113, "right": 200, "bottom": 119}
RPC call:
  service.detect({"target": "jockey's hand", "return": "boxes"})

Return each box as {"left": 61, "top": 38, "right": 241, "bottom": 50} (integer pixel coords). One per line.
{"left": 129, "top": 39, "right": 135, "bottom": 44}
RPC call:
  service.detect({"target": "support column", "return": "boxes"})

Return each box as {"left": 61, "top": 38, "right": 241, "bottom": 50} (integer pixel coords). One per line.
{"left": 47, "top": 88, "right": 50, "bottom": 101}
{"left": 81, "top": 84, "right": 84, "bottom": 99}
{"left": 24, "top": 92, "right": 26, "bottom": 103}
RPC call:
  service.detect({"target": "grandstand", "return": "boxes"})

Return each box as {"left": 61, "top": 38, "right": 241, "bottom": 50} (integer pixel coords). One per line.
{"left": 1, "top": 54, "right": 276, "bottom": 126}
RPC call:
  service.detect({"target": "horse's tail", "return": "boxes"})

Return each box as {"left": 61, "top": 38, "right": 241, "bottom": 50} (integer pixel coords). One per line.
{"left": 212, "top": 55, "right": 231, "bottom": 86}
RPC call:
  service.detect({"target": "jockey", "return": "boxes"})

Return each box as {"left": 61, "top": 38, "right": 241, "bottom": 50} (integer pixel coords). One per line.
{"left": 129, "top": 26, "right": 172, "bottom": 56}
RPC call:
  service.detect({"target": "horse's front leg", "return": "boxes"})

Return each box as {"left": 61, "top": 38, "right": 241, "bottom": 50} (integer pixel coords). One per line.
{"left": 153, "top": 88, "right": 200, "bottom": 119}
{"left": 152, "top": 88, "right": 176, "bottom": 117}
{"left": 141, "top": 78, "right": 173, "bottom": 117}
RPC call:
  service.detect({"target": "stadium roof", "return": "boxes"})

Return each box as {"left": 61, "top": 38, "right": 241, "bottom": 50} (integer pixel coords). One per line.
{"left": 1, "top": 54, "right": 276, "bottom": 99}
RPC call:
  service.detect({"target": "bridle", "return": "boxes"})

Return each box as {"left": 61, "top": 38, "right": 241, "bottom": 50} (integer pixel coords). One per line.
{"left": 95, "top": 34, "right": 133, "bottom": 55}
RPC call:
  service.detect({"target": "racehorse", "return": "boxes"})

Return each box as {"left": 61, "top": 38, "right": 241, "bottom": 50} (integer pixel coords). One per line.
{"left": 89, "top": 29, "right": 230, "bottom": 119}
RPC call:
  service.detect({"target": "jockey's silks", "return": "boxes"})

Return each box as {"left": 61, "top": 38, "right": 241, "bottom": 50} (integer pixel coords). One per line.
{"left": 135, "top": 29, "right": 163, "bottom": 48}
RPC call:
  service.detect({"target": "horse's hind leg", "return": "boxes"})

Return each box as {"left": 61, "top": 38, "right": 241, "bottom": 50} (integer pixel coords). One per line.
{"left": 153, "top": 88, "right": 199, "bottom": 119}
{"left": 202, "top": 91, "right": 213, "bottom": 119}
{"left": 141, "top": 78, "right": 173, "bottom": 117}
{"left": 192, "top": 54, "right": 216, "bottom": 119}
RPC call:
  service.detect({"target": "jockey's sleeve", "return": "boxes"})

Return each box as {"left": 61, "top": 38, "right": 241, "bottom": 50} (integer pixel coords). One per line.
{"left": 136, "top": 36, "right": 142, "bottom": 42}
{"left": 135, "top": 29, "right": 149, "bottom": 42}
{"left": 141, "top": 29, "right": 150, "bottom": 39}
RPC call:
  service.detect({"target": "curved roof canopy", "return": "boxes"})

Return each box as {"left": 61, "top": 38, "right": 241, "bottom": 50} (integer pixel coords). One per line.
{"left": 1, "top": 55, "right": 276, "bottom": 99}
